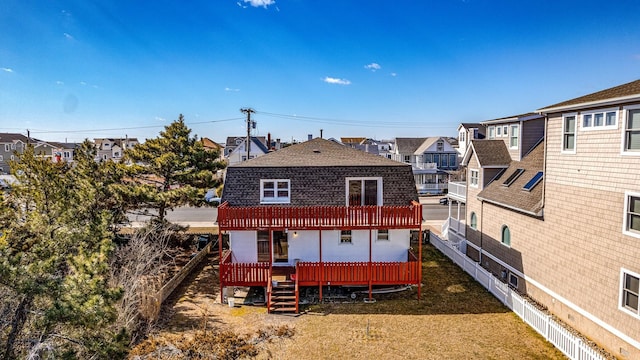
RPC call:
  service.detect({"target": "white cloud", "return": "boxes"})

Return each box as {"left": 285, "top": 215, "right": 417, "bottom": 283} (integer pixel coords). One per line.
{"left": 243, "top": 0, "right": 275, "bottom": 8}
{"left": 364, "top": 63, "right": 381, "bottom": 71}
{"left": 225, "top": 87, "right": 240, "bottom": 92}
{"left": 155, "top": 116, "right": 166, "bottom": 122}
{"left": 323, "top": 77, "right": 351, "bottom": 85}
{"left": 80, "top": 81, "right": 87, "bottom": 86}
{"left": 1, "top": 68, "right": 13, "bottom": 73}
{"left": 236, "top": 2, "right": 247, "bottom": 8}
{"left": 56, "top": 81, "right": 64, "bottom": 85}
{"left": 390, "top": 72, "right": 397, "bottom": 77}
{"left": 63, "top": 32, "right": 74, "bottom": 40}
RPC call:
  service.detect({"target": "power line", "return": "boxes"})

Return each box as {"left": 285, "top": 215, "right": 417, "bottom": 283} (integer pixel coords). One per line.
{"left": 25, "top": 117, "right": 244, "bottom": 135}
{"left": 255, "top": 111, "right": 452, "bottom": 129}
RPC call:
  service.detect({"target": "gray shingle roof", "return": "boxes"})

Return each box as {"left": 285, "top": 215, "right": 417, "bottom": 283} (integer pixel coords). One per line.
{"left": 538, "top": 79, "right": 640, "bottom": 111}
{"left": 394, "top": 138, "right": 427, "bottom": 154}
{"left": 0, "top": 133, "right": 29, "bottom": 143}
{"left": 231, "top": 137, "right": 406, "bottom": 167}
{"left": 477, "top": 140, "right": 544, "bottom": 216}
{"left": 470, "top": 140, "right": 512, "bottom": 167}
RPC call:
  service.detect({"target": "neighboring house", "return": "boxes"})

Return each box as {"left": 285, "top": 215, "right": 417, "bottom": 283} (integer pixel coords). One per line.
{"left": 218, "top": 138, "right": 423, "bottom": 314}
{"left": 341, "top": 137, "right": 382, "bottom": 156}
{"left": 0, "top": 133, "right": 28, "bottom": 174}
{"left": 224, "top": 136, "right": 267, "bottom": 157}
{"left": 456, "top": 123, "right": 485, "bottom": 159}
{"left": 51, "top": 142, "right": 82, "bottom": 163}
{"left": 200, "top": 137, "right": 225, "bottom": 160}
{"left": 94, "top": 138, "right": 140, "bottom": 162}
{"left": 443, "top": 80, "right": 640, "bottom": 359}
{"left": 393, "top": 137, "right": 458, "bottom": 195}
{"left": 225, "top": 136, "right": 270, "bottom": 166}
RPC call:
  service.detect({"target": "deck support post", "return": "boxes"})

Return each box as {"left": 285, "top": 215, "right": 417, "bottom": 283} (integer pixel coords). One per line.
{"left": 319, "top": 229, "right": 323, "bottom": 301}
{"left": 219, "top": 230, "right": 224, "bottom": 304}
{"left": 368, "top": 227, "right": 372, "bottom": 300}
{"left": 418, "top": 208, "right": 423, "bottom": 301}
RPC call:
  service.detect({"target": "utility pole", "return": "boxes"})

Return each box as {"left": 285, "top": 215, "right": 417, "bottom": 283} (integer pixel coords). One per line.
{"left": 240, "top": 108, "right": 255, "bottom": 161}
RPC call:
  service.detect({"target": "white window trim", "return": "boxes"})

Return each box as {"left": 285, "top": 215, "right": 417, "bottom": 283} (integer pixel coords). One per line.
{"left": 509, "top": 273, "right": 519, "bottom": 288}
{"left": 488, "top": 126, "right": 495, "bottom": 139}
{"left": 621, "top": 104, "right": 640, "bottom": 156}
{"left": 340, "top": 230, "right": 353, "bottom": 244}
{"left": 502, "top": 126, "right": 508, "bottom": 137}
{"left": 623, "top": 191, "right": 640, "bottom": 239}
{"left": 619, "top": 268, "right": 640, "bottom": 319}
{"left": 580, "top": 107, "right": 618, "bottom": 131}
{"left": 345, "top": 177, "right": 383, "bottom": 206}
{"left": 470, "top": 212, "right": 477, "bottom": 230}
{"left": 469, "top": 169, "right": 479, "bottom": 188}
{"left": 562, "top": 112, "right": 577, "bottom": 154}
{"left": 501, "top": 225, "right": 511, "bottom": 247}
{"left": 260, "top": 179, "right": 291, "bottom": 204}
{"left": 0, "top": 155, "right": 3, "bottom": 161}
{"left": 4, "top": 144, "right": 9, "bottom": 152}
{"left": 509, "top": 124, "right": 519, "bottom": 149}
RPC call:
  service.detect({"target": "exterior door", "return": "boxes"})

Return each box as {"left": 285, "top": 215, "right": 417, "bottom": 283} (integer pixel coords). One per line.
{"left": 257, "top": 231, "right": 270, "bottom": 262}
{"left": 273, "top": 231, "right": 288, "bottom": 263}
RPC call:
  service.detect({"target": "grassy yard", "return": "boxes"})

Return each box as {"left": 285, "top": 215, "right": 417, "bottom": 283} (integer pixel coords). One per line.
{"left": 130, "top": 244, "right": 566, "bottom": 359}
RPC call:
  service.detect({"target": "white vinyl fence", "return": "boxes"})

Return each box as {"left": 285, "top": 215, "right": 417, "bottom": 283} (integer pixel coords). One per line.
{"left": 429, "top": 233, "right": 606, "bottom": 360}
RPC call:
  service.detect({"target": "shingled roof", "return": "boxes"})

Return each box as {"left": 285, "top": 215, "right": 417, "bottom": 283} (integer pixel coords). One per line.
{"left": 231, "top": 137, "right": 406, "bottom": 168}
{"left": 395, "top": 137, "right": 427, "bottom": 154}
{"left": 477, "top": 140, "right": 545, "bottom": 217}
{"left": 0, "top": 133, "right": 29, "bottom": 143}
{"left": 463, "top": 140, "right": 512, "bottom": 167}
{"left": 538, "top": 79, "right": 640, "bottom": 112}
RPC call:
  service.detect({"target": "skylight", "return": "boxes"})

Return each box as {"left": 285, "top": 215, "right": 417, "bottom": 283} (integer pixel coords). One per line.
{"left": 502, "top": 168, "right": 524, "bottom": 187}
{"left": 522, "top": 171, "right": 543, "bottom": 191}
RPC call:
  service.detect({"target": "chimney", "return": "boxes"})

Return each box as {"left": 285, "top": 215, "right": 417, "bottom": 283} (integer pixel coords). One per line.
{"left": 276, "top": 138, "right": 281, "bottom": 149}
{"left": 320, "top": 129, "right": 323, "bottom": 139}
{"left": 267, "top": 132, "right": 272, "bottom": 150}
{"left": 308, "top": 134, "right": 313, "bottom": 141}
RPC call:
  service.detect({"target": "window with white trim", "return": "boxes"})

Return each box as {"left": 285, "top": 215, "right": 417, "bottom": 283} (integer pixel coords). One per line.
{"left": 509, "top": 124, "right": 519, "bottom": 148}
{"left": 470, "top": 169, "right": 479, "bottom": 188}
{"left": 501, "top": 225, "right": 511, "bottom": 246}
{"left": 509, "top": 273, "right": 519, "bottom": 288}
{"left": 340, "top": 230, "right": 352, "bottom": 244}
{"left": 403, "top": 155, "right": 410, "bottom": 163}
{"left": 470, "top": 212, "right": 477, "bottom": 230}
{"left": 437, "top": 141, "right": 444, "bottom": 151}
{"left": 621, "top": 269, "right": 639, "bottom": 317}
{"left": 347, "top": 177, "right": 381, "bottom": 206}
{"left": 0, "top": 155, "right": 3, "bottom": 161}
{"left": 377, "top": 229, "right": 389, "bottom": 241}
{"left": 624, "top": 192, "right": 640, "bottom": 238}
{"left": 488, "top": 126, "right": 496, "bottom": 139}
{"left": 562, "top": 114, "right": 577, "bottom": 153}
{"left": 581, "top": 108, "right": 618, "bottom": 130}
{"left": 4, "top": 144, "right": 9, "bottom": 152}
{"left": 624, "top": 106, "right": 640, "bottom": 152}
{"left": 502, "top": 126, "right": 508, "bottom": 137}
{"left": 260, "top": 179, "right": 290, "bottom": 204}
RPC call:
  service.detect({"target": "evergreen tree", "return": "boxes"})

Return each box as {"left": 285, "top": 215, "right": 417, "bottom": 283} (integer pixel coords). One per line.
{"left": 122, "top": 114, "right": 225, "bottom": 223}
{"left": 0, "top": 144, "right": 125, "bottom": 359}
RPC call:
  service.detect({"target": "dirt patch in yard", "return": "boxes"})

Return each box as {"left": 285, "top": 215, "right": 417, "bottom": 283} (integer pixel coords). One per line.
{"left": 129, "top": 246, "right": 567, "bottom": 359}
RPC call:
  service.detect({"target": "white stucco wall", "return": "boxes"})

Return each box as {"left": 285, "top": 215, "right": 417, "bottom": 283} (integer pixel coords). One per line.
{"left": 230, "top": 229, "right": 411, "bottom": 264}
{"left": 229, "top": 231, "right": 257, "bottom": 263}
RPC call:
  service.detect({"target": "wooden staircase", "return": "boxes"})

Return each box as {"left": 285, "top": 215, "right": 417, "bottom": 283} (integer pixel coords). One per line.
{"left": 268, "top": 267, "right": 298, "bottom": 314}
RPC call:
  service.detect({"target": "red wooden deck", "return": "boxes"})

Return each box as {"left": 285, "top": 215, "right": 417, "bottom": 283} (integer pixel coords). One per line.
{"left": 217, "top": 202, "right": 422, "bottom": 230}
{"left": 220, "top": 250, "right": 421, "bottom": 288}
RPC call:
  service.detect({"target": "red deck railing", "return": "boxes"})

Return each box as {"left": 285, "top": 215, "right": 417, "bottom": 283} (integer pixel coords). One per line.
{"left": 217, "top": 202, "right": 422, "bottom": 230}
{"left": 220, "top": 250, "right": 271, "bottom": 286}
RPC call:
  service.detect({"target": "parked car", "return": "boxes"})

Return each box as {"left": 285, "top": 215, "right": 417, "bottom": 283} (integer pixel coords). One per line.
{"left": 205, "top": 190, "right": 221, "bottom": 205}
{"left": 439, "top": 197, "right": 449, "bottom": 205}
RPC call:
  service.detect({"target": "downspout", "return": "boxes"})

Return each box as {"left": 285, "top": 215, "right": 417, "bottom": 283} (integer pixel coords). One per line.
{"left": 418, "top": 204, "right": 423, "bottom": 300}
{"left": 219, "top": 229, "right": 224, "bottom": 304}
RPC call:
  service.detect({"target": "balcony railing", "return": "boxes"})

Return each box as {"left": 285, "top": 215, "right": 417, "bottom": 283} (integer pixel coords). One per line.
{"left": 220, "top": 250, "right": 420, "bottom": 287}
{"left": 217, "top": 202, "right": 422, "bottom": 230}
{"left": 447, "top": 181, "right": 466, "bottom": 202}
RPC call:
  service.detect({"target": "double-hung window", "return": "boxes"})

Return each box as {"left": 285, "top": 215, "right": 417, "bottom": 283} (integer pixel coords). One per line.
{"left": 623, "top": 192, "right": 640, "bottom": 238}
{"left": 260, "top": 179, "right": 290, "bottom": 204}
{"left": 509, "top": 125, "right": 519, "bottom": 149}
{"left": 582, "top": 108, "right": 618, "bottom": 130}
{"left": 623, "top": 106, "right": 640, "bottom": 153}
{"left": 470, "top": 169, "right": 479, "bottom": 188}
{"left": 340, "top": 230, "right": 352, "bottom": 244}
{"left": 377, "top": 229, "right": 389, "bottom": 241}
{"left": 562, "top": 113, "right": 577, "bottom": 153}
{"left": 620, "top": 269, "right": 639, "bottom": 318}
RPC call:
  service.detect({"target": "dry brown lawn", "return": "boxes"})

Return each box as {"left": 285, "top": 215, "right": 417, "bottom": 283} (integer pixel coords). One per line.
{"left": 129, "top": 244, "right": 566, "bottom": 359}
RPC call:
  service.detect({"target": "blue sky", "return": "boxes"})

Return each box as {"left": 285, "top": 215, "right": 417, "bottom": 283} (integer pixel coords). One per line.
{"left": 1, "top": 0, "right": 640, "bottom": 144}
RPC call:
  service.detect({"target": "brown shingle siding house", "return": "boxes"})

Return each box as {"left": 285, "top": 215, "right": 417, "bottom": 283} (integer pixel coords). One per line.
{"left": 449, "top": 79, "right": 640, "bottom": 358}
